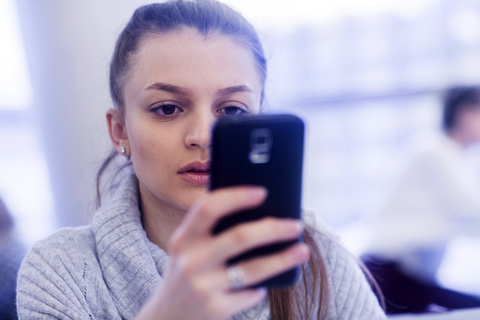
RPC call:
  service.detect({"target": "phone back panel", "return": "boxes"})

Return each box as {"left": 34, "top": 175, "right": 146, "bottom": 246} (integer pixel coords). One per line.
{"left": 210, "top": 114, "right": 304, "bottom": 288}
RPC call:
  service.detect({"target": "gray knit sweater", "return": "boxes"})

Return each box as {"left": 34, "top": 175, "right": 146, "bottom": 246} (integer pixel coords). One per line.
{"left": 16, "top": 174, "right": 386, "bottom": 319}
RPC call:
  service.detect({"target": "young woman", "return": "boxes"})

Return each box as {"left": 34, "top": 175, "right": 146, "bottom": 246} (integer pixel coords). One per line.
{"left": 16, "top": 1, "right": 386, "bottom": 319}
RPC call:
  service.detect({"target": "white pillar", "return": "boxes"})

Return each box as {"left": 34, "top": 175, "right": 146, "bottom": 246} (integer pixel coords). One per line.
{"left": 14, "top": 0, "right": 149, "bottom": 228}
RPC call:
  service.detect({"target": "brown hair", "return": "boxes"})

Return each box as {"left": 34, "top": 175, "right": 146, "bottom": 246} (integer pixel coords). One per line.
{"left": 97, "top": 1, "right": 330, "bottom": 318}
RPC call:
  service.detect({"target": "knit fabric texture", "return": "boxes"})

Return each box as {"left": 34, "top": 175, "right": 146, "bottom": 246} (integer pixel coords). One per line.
{"left": 17, "top": 174, "right": 386, "bottom": 319}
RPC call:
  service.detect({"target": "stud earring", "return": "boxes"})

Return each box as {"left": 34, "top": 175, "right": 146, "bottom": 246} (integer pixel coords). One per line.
{"left": 120, "top": 146, "right": 131, "bottom": 161}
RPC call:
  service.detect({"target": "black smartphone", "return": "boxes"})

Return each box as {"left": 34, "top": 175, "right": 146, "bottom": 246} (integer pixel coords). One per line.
{"left": 210, "top": 114, "right": 304, "bottom": 288}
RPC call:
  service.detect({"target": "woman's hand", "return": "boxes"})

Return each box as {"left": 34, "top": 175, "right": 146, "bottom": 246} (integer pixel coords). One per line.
{"left": 136, "top": 186, "right": 309, "bottom": 320}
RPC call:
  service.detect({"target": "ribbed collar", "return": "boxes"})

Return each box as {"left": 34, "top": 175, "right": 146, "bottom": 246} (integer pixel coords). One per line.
{"left": 92, "top": 174, "right": 168, "bottom": 319}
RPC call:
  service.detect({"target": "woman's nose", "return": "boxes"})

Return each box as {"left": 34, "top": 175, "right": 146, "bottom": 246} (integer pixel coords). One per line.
{"left": 184, "top": 110, "right": 215, "bottom": 150}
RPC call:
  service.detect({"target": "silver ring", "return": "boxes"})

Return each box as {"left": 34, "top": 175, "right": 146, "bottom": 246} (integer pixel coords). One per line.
{"left": 227, "top": 265, "right": 246, "bottom": 290}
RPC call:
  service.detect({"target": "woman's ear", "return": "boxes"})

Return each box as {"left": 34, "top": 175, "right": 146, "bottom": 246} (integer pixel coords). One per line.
{"left": 106, "top": 108, "right": 130, "bottom": 157}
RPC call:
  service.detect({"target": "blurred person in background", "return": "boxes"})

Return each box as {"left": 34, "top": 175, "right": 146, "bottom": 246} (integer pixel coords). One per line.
{"left": 15, "top": 1, "right": 385, "bottom": 319}
{"left": 364, "top": 86, "right": 480, "bottom": 314}
{"left": 0, "top": 197, "right": 25, "bottom": 320}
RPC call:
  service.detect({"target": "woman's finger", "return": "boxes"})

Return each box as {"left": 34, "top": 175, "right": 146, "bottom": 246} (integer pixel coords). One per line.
{"left": 203, "top": 217, "right": 303, "bottom": 268}
{"left": 198, "top": 242, "right": 310, "bottom": 291}
{"left": 223, "top": 243, "right": 310, "bottom": 290}
{"left": 169, "top": 186, "right": 267, "bottom": 253}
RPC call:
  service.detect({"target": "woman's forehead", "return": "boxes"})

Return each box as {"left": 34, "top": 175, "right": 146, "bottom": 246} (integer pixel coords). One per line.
{"left": 125, "top": 28, "right": 262, "bottom": 94}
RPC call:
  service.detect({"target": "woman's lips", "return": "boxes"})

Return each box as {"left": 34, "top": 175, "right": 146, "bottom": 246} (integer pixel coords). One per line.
{"left": 178, "top": 171, "right": 210, "bottom": 184}
{"left": 178, "top": 161, "right": 210, "bottom": 184}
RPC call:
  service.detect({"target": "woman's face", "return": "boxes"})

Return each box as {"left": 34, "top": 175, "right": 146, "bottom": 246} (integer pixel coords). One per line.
{"left": 121, "top": 28, "right": 262, "bottom": 213}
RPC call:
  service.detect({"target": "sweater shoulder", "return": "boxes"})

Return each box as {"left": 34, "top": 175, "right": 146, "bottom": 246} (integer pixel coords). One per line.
{"left": 318, "top": 234, "right": 386, "bottom": 319}
{"left": 16, "top": 226, "right": 99, "bottom": 319}
{"left": 32, "top": 225, "right": 95, "bottom": 254}
{"left": 303, "top": 212, "right": 386, "bottom": 319}
{"left": 18, "top": 225, "right": 98, "bottom": 286}
{"left": 23, "top": 226, "right": 97, "bottom": 270}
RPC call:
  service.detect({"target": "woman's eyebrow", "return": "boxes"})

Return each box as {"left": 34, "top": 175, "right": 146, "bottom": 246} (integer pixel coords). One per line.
{"left": 146, "top": 82, "right": 187, "bottom": 94}
{"left": 220, "top": 85, "right": 253, "bottom": 95}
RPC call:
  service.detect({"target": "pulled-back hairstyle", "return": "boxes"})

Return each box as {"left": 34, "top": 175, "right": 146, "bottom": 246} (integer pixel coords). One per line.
{"left": 443, "top": 86, "right": 480, "bottom": 131}
{"left": 98, "top": 1, "right": 329, "bottom": 319}
{"left": 109, "top": 0, "right": 266, "bottom": 122}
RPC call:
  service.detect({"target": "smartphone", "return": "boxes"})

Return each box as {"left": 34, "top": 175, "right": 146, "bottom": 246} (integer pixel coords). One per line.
{"left": 210, "top": 114, "right": 304, "bottom": 288}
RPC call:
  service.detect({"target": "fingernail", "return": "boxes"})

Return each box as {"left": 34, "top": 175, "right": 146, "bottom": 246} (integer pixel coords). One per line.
{"left": 257, "top": 287, "right": 267, "bottom": 299}
{"left": 251, "top": 187, "right": 267, "bottom": 200}
{"left": 288, "top": 221, "right": 303, "bottom": 235}
{"left": 294, "top": 244, "right": 309, "bottom": 261}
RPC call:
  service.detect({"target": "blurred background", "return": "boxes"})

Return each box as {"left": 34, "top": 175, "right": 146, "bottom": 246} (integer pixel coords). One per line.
{"left": 2, "top": 0, "right": 480, "bottom": 311}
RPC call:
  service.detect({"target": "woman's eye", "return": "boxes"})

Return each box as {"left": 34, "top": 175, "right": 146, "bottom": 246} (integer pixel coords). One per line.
{"left": 152, "top": 104, "right": 181, "bottom": 116}
{"left": 219, "top": 106, "right": 246, "bottom": 116}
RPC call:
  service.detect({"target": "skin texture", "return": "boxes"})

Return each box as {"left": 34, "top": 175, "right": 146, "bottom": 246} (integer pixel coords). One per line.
{"left": 106, "top": 28, "right": 310, "bottom": 320}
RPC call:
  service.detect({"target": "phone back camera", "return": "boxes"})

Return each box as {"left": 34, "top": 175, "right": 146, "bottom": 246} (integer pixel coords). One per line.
{"left": 256, "top": 136, "right": 266, "bottom": 144}
{"left": 249, "top": 128, "right": 272, "bottom": 164}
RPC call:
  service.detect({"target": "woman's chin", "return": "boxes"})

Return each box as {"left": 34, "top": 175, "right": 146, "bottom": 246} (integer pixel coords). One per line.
{"left": 179, "top": 185, "right": 209, "bottom": 209}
